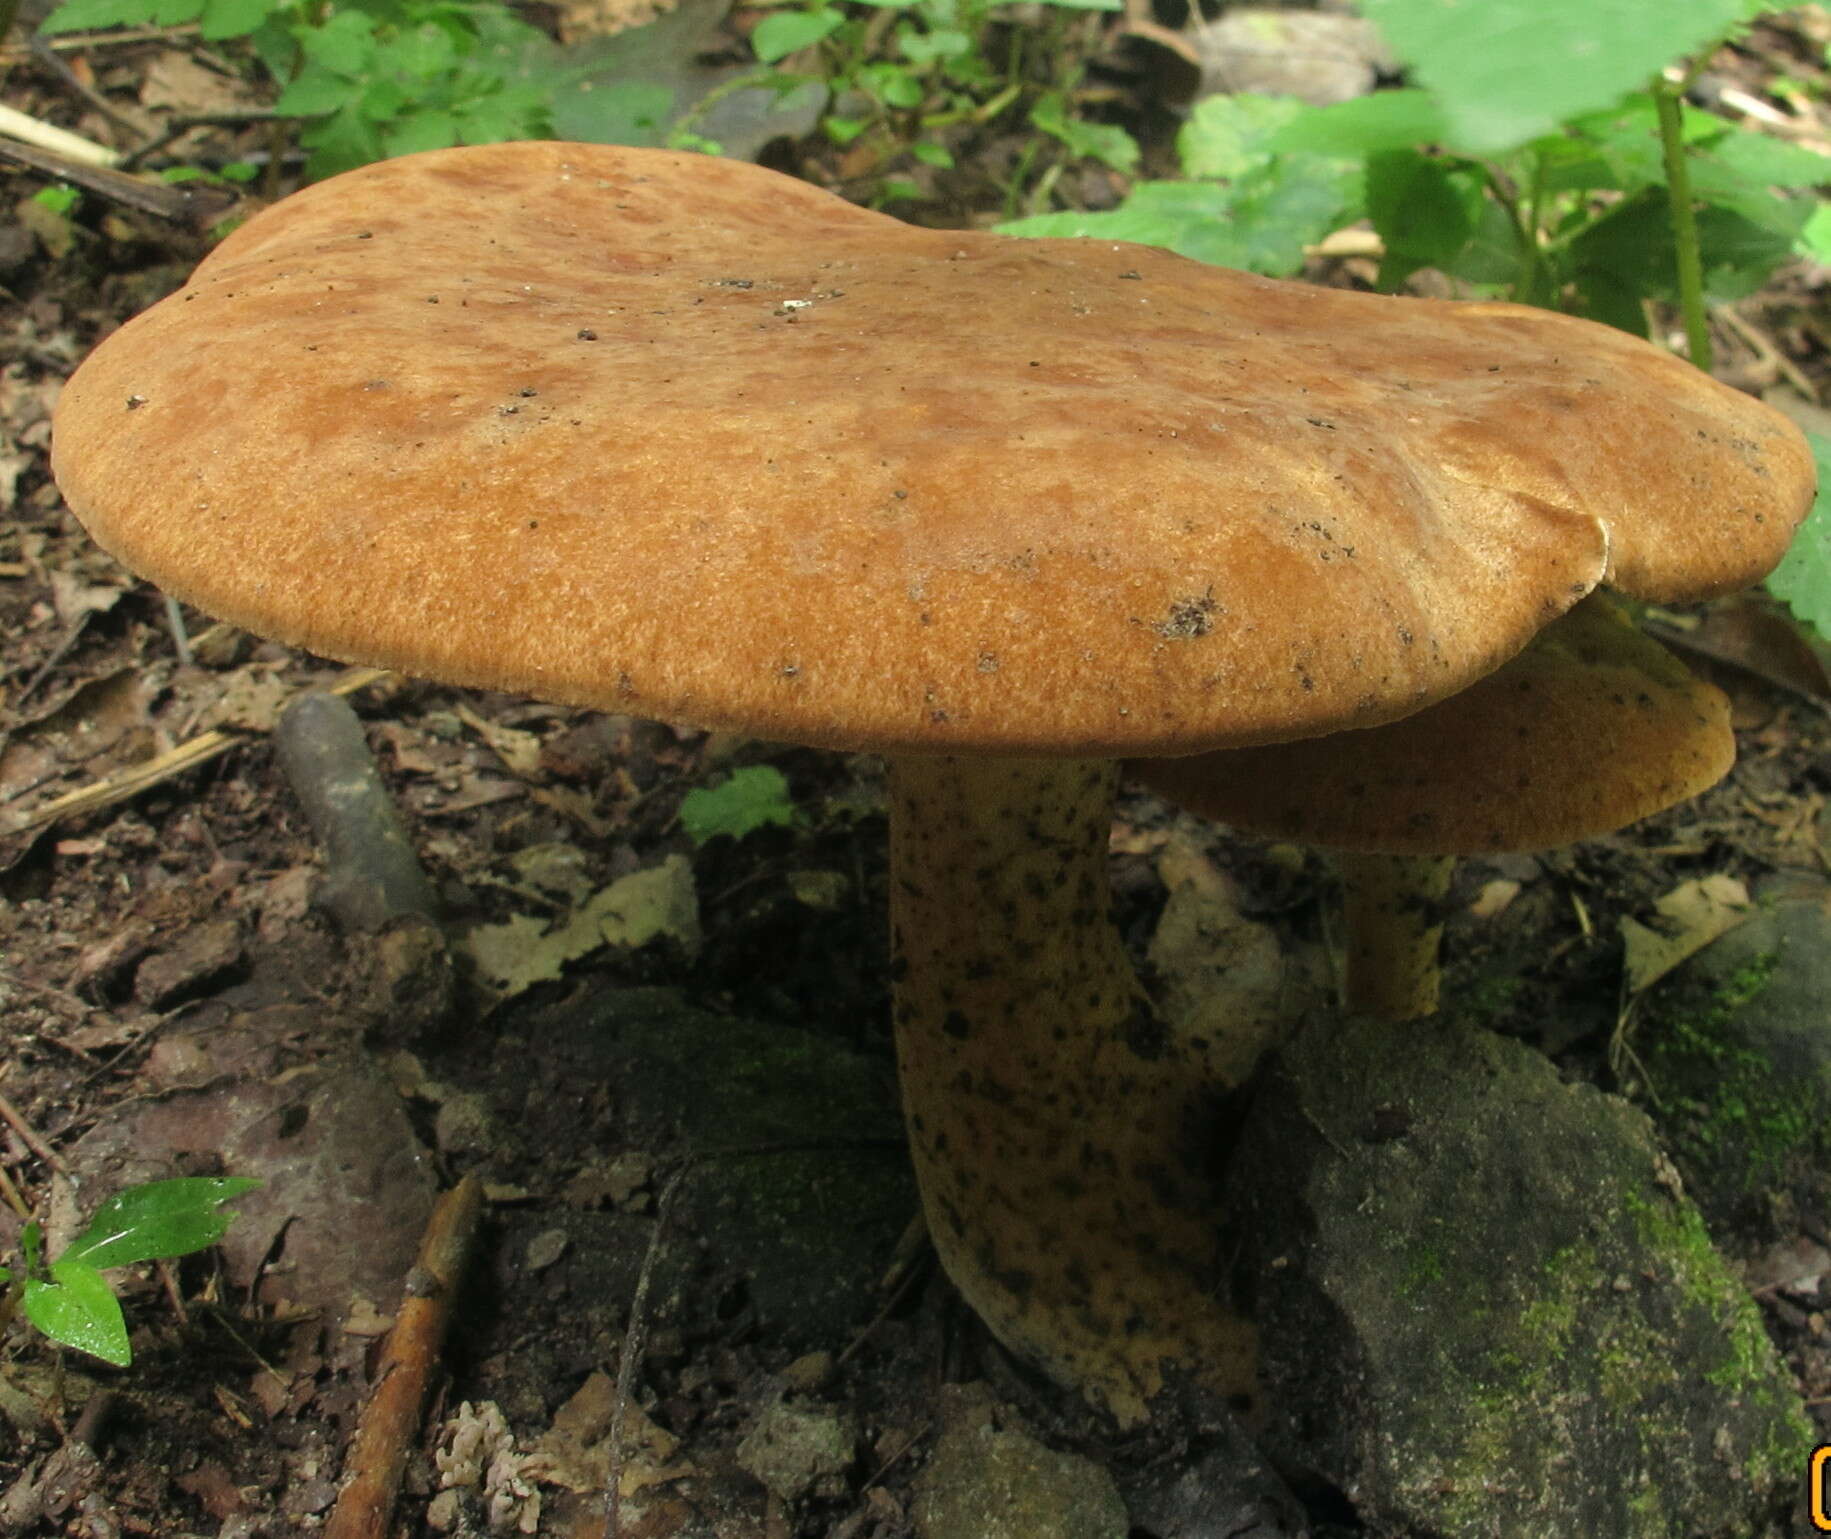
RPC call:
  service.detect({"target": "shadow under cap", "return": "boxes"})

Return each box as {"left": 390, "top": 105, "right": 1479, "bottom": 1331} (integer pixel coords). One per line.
{"left": 50, "top": 142, "right": 1814, "bottom": 760}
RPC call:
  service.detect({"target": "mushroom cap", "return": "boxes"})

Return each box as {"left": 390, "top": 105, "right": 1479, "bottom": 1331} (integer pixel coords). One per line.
{"left": 51, "top": 143, "right": 1814, "bottom": 757}
{"left": 1129, "top": 593, "right": 1735, "bottom": 854}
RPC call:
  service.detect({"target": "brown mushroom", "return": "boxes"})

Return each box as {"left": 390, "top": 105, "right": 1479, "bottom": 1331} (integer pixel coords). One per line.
{"left": 1132, "top": 592, "right": 1737, "bottom": 1019}
{"left": 49, "top": 143, "right": 1815, "bottom": 1424}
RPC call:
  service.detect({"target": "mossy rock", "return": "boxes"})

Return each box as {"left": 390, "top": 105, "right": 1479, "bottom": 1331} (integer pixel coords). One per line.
{"left": 522, "top": 986, "right": 914, "bottom": 1346}
{"left": 1222, "top": 1016, "right": 1809, "bottom": 1539}
{"left": 1638, "top": 897, "right": 1831, "bottom": 1240}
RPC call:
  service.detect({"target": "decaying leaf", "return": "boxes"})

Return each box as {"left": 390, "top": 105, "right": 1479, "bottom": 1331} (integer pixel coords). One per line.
{"left": 522, "top": 1370, "right": 696, "bottom": 1496}
{"left": 1621, "top": 874, "right": 1752, "bottom": 996}
{"left": 459, "top": 856, "right": 700, "bottom": 999}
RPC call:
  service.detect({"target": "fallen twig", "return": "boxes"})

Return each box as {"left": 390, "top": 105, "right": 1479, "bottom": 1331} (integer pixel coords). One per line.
{"left": 0, "top": 666, "right": 390, "bottom": 840}
{"left": 0, "top": 1082, "right": 67, "bottom": 1174}
{"left": 0, "top": 103, "right": 119, "bottom": 166}
{"left": 324, "top": 1175, "right": 485, "bottom": 1539}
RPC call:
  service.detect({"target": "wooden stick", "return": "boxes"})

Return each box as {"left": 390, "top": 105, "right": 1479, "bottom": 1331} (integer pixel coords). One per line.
{"left": 324, "top": 1176, "right": 484, "bottom": 1539}
{"left": 1, "top": 666, "right": 389, "bottom": 839}
{"left": 0, "top": 103, "right": 119, "bottom": 167}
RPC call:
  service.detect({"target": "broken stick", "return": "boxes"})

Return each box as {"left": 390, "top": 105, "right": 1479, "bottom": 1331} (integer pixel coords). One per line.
{"left": 324, "top": 1175, "right": 484, "bottom": 1539}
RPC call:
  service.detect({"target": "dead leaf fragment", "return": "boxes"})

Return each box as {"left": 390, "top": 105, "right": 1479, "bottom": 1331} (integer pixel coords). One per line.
{"left": 459, "top": 856, "right": 701, "bottom": 1000}
{"left": 1621, "top": 874, "right": 1752, "bottom": 995}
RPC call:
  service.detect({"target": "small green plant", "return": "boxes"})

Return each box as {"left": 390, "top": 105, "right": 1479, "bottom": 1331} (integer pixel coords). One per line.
{"left": 30, "top": 184, "right": 82, "bottom": 216}
{"left": 679, "top": 764, "right": 799, "bottom": 845}
{"left": 999, "top": 92, "right": 1363, "bottom": 276}
{"left": 0, "top": 1177, "right": 259, "bottom": 1367}
{"left": 749, "top": 0, "right": 1128, "bottom": 200}
{"left": 40, "top": 0, "right": 554, "bottom": 179}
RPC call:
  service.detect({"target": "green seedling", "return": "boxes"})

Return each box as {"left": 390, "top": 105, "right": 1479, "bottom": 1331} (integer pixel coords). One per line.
{"left": 40, "top": 0, "right": 555, "bottom": 180}
{"left": 680, "top": 765, "right": 799, "bottom": 845}
{"left": 0, "top": 1177, "right": 259, "bottom": 1367}
{"left": 749, "top": 0, "right": 1128, "bottom": 198}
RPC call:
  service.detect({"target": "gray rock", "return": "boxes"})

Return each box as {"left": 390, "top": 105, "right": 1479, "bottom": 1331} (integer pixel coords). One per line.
{"left": 1638, "top": 896, "right": 1831, "bottom": 1240}
{"left": 516, "top": 987, "right": 916, "bottom": 1345}
{"left": 735, "top": 1400, "right": 857, "bottom": 1502}
{"left": 1191, "top": 10, "right": 1395, "bottom": 105}
{"left": 1222, "top": 1016, "right": 1810, "bottom": 1538}
{"left": 912, "top": 1389, "right": 1127, "bottom": 1539}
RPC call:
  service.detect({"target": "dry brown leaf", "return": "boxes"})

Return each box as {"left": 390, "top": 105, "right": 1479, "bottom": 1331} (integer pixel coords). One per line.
{"left": 1620, "top": 874, "right": 1752, "bottom": 996}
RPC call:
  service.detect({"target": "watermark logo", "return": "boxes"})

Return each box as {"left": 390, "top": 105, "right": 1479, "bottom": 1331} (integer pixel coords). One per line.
{"left": 1812, "top": 1444, "right": 1831, "bottom": 1531}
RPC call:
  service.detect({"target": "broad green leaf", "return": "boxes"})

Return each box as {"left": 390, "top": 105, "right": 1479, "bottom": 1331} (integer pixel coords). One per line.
{"left": 301, "top": 107, "right": 387, "bottom": 177}
{"left": 61, "top": 1177, "right": 260, "bottom": 1272}
{"left": 25, "top": 1265, "right": 130, "bottom": 1366}
{"left": 1766, "top": 434, "right": 1831, "bottom": 638}
{"left": 752, "top": 8, "right": 842, "bottom": 62}
{"left": 1798, "top": 202, "right": 1831, "bottom": 265}
{"left": 274, "top": 66, "right": 355, "bottom": 117}
{"left": 679, "top": 766, "right": 798, "bottom": 845}
{"left": 898, "top": 27, "right": 969, "bottom": 64}
{"left": 385, "top": 109, "right": 464, "bottom": 155}
{"left": 1029, "top": 91, "right": 1138, "bottom": 174}
{"left": 300, "top": 8, "right": 377, "bottom": 74}
{"left": 392, "top": 21, "right": 461, "bottom": 78}
{"left": 38, "top": 0, "right": 167, "bottom": 33}
{"left": 458, "top": 88, "right": 549, "bottom": 145}
{"left": 1358, "top": 0, "right": 1752, "bottom": 153}
{"left": 1364, "top": 149, "right": 1478, "bottom": 283}
{"left": 1569, "top": 190, "right": 1803, "bottom": 328}
{"left": 858, "top": 61, "right": 922, "bottom": 109}
{"left": 1268, "top": 89, "right": 1449, "bottom": 157}
{"left": 1177, "top": 92, "right": 1305, "bottom": 181}
{"left": 197, "top": 0, "right": 270, "bottom": 39}
{"left": 359, "top": 77, "right": 412, "bottom": 123}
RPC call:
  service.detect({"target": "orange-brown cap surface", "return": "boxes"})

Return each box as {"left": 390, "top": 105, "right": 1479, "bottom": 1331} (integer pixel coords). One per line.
{"left": 51, "top": 143, "right": 1815, "bottom": 757}
{"left": 1130, "top": 593, "right": 1735, "bottom": 854}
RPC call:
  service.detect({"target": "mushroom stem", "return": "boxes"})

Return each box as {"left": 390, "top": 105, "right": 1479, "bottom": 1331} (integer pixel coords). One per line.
{"left": 1337, "top": 852, "right": 1455, "bottom": 1019}
{"left": 886, "top": 754, "right": 1256, "bottom": 1425}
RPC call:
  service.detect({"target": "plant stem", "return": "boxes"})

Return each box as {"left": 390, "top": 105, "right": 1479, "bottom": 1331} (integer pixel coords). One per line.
{"left": 1654, "top": 76, "right": 1712, "bottom": 372}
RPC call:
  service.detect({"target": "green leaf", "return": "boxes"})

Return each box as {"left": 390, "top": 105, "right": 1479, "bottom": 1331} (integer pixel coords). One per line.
{"left": 300, "top": 104, "right": 386, "bottom": 176}
{"left": 859, "top": 61, "right": 923, "bottom": 109}
{"left": 274, "top": 66, "right": 356, "bottom": 117}
{"left": 1568, "top": 187, "right": 1801, "bottom": 323}
{"left": 1766, "top": 433, "right": 1831, "bottom": 638}
{"left": 33, "top": 184, "right": 81, "bottom": 215}
{"left": 385, "top": 109, "right": 464, "bottom": 155}
{"left": 299, "top": 7, "right": 377, "bottom": 74}
{"left": 1268, "top": 89, "right": 1450, "bottom": 157}
{"left": 911, "top": 140, "right": 954, "bottom": 169}
{"left": 61, "top": 1177, "right": 260, "bottom": 1272}
{"left": 679, "top": 766, "right": 798, "bottom": 845}
{"left": 1358, "top": 0, "right": 1752, "bottom": 153}
{"left": 1798, "top": 202, "right": 1831, "bottom": 265}
{"left": 38, "top": 0, "right": 164, "bottom": 30}
{"left": 898, "top": 26, "right": 968, "bottom": 63}
{"left": 1176, "top": 92, "right": 1305, "bottom": 181}
{"left": 1695, "top": 124, "right": 1831, "bottom": 190}
{"left": 25, "top": 1265, "right": 130, "bottom": 1366}
{"left": 752, "top": 8, "right": 842, "bottom": 63}
{"left": 1364, "top": 148, "right": 1478, "bottom": 282}
{"left": 197, "top": 0, "right": 271, "bottom": 40}
{"left": 1029, "top": 91, "right": 1137, "bottom": 174}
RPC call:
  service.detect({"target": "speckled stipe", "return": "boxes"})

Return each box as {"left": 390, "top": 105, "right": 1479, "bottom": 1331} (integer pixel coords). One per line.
{"left": 887, "top": 755, "right": 1256, "bottom": 1424}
